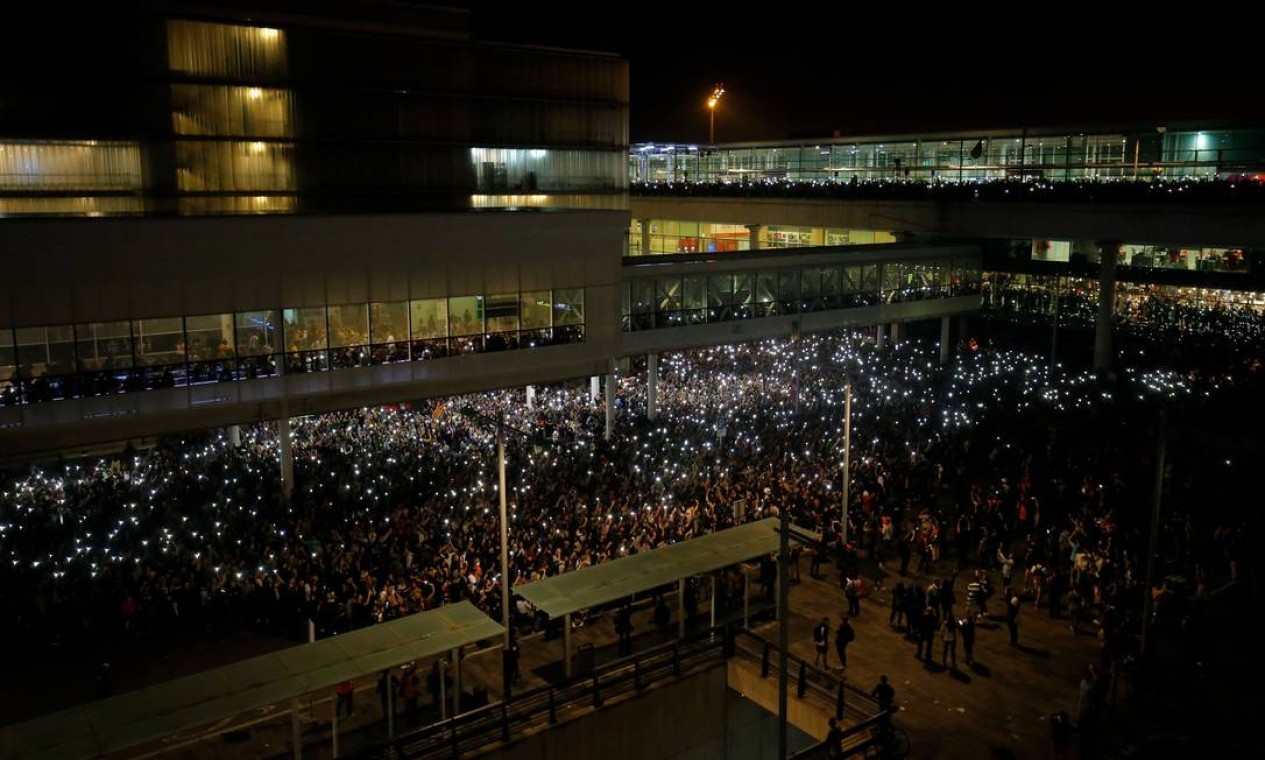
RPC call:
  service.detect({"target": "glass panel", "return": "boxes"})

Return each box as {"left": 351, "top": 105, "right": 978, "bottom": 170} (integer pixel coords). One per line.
{"left": 170, "top": 85, "right": 294, "bottom": 138}
{"left": 552, "top": 288, "right": 584, "bottom": 326}
{"left": 135, "top": 317, "right": 185, "bottom": 366}
{"left": 167, "top": 20, "right": 288, "bottom": 81}
{"left": 0, "top": 141, "right": 144, "bottom": 191}
{"left": 842, "top": 266, "right": 861, "bottom": 294}
{"left": 520, "top": 291, "right": 552, "bottom": 330}
{"left": 283, "top": 307, "right": 329, "bottom": 372}
{"left": 449, "top": 296, "right": 483, "bottom": 336}
{"left": 629, "top": 280, "right": 654, "bottom": 330}
{"left": 408, "top": 298, "right": 449, "bottom": 360}
{"left": 778, "top": 270, "right": 799, "bottom": 312}
{"left": 708, "top": 274, "right": 734, "bottom": 321}
{"left": 327, "top": 303, "right": 369, "bottom": 348}
{"left": 235, "top": 309, "right": 280, "bottom": 377}
{"left": 184, "top": 313, "right": 234, "bottom": 363}
{"left": 734, "top": 273, "right": 755, "bottom": 319}
{"left": 683, "top": 276, "right": 706, "bottom": 324}
{"left": 74, "top": 321, "right": 133, "bottom": 374}
{"left": 882, "top": 262, "right": 902, "bottom": 296}
{"left": 485, "top": 293, "right": 519, "bottom": 334}
{"left": 757, "top": 270, "right": 778, "bottom": 316}
{"left": 14, "top": 326, "right": 76, "bottom": 401}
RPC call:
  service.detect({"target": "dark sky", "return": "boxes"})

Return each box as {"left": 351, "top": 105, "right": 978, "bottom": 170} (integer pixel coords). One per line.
{"left": 467, "top": 4, "right": 1263, "bottom": 144}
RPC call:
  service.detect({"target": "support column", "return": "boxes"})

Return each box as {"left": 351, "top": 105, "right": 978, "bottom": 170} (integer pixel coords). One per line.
{"left": 746, "top": 224, "right": 762, "bottom": 251}
{"left": 590, "top": 375, "right": 600, "bottom": 404}
{"left": 438, "top": 661, "right": 447, "bottom": 721}
{"left": 386, "top": 672, "right": 395, "bottom": 738}
{"left": 639, "top": 217, "right": 652, "bottom": 255}
{"left": 331, "top": 688, "right": 339, "bottom": 759}
{"left": 1094, "top": 240, "right": 1119, "bottom": 373}
{"left": 646, "top": 353, "right": 659, "bottom": 421}
{"left": 279, "top": 417, "right": 294, "bottom": 506}
{"left": 677, "top": 578, "right": 686, "bottom": 638}
{"left": 291, "top": 698, "right": 302, "bottom": 760}
{"left": 742, "top": 569, "right": 750, "bottom": 629}
{"left": 526, "top": 385, "right": 536, "bottom": 410}
{"left": 563, "top": 613, "right": 573, "bottom": 679}
{"left": 875, "top": 323, "right": 886, "bottom": 350}
{"left": 604, "top": 370, "right": 615, "bottom": 441}
{"left": 958, "top": 315, "right": 970, "bottom": 345}
{"left": 709, "top": 574, "right": 717, "bottom": 632}
{"left": 889, "top": 322, "right": 903, "bottom": 346}
{"left": 451, "top": 647, "right": 461, "bottom": 718}
{"left": 228, "top": 424, "right": 241, "bottom": 448}
{"left": 939, "top": 316, "right": 951, "bottom": 366}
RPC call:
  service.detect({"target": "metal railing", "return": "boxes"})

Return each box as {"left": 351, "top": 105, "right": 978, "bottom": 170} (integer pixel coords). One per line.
{"left": 361, "top": 628, "right": 729, "bottom": 759}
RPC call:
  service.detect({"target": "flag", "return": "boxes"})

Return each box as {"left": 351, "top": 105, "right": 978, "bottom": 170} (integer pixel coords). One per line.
{"left": 969, "top": 140, "right": 984, "bottom": 160}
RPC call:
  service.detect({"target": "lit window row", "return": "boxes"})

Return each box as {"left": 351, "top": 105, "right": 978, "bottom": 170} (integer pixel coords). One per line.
{"left": 0, "top": 291, "right": 585, "bottom": 405}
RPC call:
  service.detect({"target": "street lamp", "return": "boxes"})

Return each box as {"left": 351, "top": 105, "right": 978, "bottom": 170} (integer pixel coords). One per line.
{"left": 707, "top": 84, "right": 725, "bottom": 144}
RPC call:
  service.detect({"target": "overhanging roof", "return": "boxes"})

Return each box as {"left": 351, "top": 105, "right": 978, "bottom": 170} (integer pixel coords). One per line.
{"left": 0, "top": 601, "right": 502, "bottom": 760}
{"left": 516, "top": 517, "right": 812, "bottom": 620}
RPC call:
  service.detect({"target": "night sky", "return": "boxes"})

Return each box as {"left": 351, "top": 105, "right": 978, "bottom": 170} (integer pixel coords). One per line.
{"left": 468, "top": 4, "right": 1262, "bottom": 144}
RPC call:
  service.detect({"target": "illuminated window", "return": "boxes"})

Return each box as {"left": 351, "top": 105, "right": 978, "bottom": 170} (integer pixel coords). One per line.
{"left": 167, "top": 20, "right": 287, "bottom": 80}
{"left": 171, "top": 85, "right": 293, "bottom": 137}
{"left": 0, "top": 141, "right": 142, "bottom": 191}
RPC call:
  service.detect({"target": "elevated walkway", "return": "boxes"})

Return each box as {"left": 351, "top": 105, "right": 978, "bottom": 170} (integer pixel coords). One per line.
{"left": 631, "top": 194, "right": 1265, "bottom": 249}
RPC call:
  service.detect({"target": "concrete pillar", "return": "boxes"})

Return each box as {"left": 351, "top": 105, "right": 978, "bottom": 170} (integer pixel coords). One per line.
{"left": 646, "top": 353, "right": 659, "bottom": 421}
{"left": 940, "top": 316, "right": 951, "bottom": 366}
{"left": 228, "top": 424, "right": 241, "bottom": 448}
{"left": 438, "top": 661, "right": 447, "bottom": 721}
{"left": 526, "top": 385, "right": 536, "bottom": 410}
{"left": 889, "top": 322, "right": 903, "bottom": 346}
{"left": 709, "top": 574, "right": 717, "bottom": 632}
{"left": 639, "top": 217, "right": 653, "bottom": 255}
{"left": 331, "top": 688, "right": 339, "bottom": 758}
{"left": 677, "top": 578, "right": 686, "bottom": 638}
{"left": 279, "top": 417, "right": 294, "bottom": 506}
{"left": 291, "top": 698, "right": 302, "bottom": 760}
{"left": 564, "top": 613, "right": 573, "bottom": 679}
{"left": 604, "top": 372, "right": 615, "bottom": 441}
{"left": 590, "top": 375, "right": 600, "bottom": 404}
{"left": 1095, "top": 241, "right": 1119, "bottom": 373}
{"left": 742, "top": 569, "right": 750, "bottom": 629}
{"left": 451, "top": 647, "right": 461, "bottom": 718}
{"left": 746, "top": 224, "right": 762, "bottom": 251}
{"left": 875, "top": 323, "right": 887, "bottom": 350}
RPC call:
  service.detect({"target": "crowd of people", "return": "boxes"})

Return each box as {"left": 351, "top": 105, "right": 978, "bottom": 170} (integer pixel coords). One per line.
{"left": 0, "top": 334, "right": 1251, "bottom": 699}
{"left": 632, "top": 176, "right": 1265, "bottom": 206}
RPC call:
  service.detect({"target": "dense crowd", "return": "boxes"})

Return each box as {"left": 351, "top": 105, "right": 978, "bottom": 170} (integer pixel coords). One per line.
{"left": 0, "top": 334, "right": 1252, "bottom": 675}
{"left": 632, "top": 177, "right": 1265, "bottom": 205}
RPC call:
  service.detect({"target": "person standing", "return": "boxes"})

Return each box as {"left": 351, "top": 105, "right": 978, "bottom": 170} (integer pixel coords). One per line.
{"left": 835, "top": 615, "right": 855, "bottom": 670}
{"left": 918, "top": 606, "right": 938, "bottom": 663}
{"left": 813, "top": 617, "right": 831, "bottom": 669}
{"left": 940, "top": 614, "right": 958, "bottom": 670}
{"left": 889, "top": 582, "right": 907, "bottom": 629}
{"left": 870, "top": 674, "right": 896, "bottom": 714}
{"left": 826, "top": 717, "right": 845, "bottom": 759}
{"left": 845, "top": 577, "right": 862, "bottom": 617}
{"left": 1067, "top": 586, "right": 1084, "bottom": 635}
{"left": 959, "top": 610, "right": 977, "bottom": 666}
{"left": 1005, "top": 587, "right": 1022, "bottom": 647}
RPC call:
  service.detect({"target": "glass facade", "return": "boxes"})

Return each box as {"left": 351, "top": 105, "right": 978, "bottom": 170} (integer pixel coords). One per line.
{"left": 628, "top": 220, "right": 897, "bottom": 255}
{"left": 630, "top": 127, "right": 1265, "bottom": 184}
{"left": 0, "top": 14, "right": 627, "bottom": 217}
{"left": 622, "top": 257, "right": 980, "bottom": 330}
{"left": 0, "top": 289, "right": 584, "bottom": 406}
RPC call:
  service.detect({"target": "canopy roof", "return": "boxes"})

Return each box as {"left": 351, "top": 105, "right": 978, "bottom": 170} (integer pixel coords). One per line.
{"left": 1, "top": 601, "right": 502, "bottom": 760}
{"left": 517, "top": 517, "right": 811, "bottom": 619}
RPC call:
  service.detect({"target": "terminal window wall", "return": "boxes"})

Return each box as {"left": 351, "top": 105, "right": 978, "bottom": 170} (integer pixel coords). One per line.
{"left": 1, "top": 290, "right": 584, "bottom": 403}
{"left": 1120, "top": 244, "right": 1248, "bottom": 273}
{"left": 167, "top": 21, "right": 287, "bottom": 81}
{"left": 471, "top": 148, "right": 626, "bottom": 193}
{"left": 623, "top": 258, "right": 977, "bottom": 329}
{"left": 0, "top": 140, "right": 145, "bottom": 216}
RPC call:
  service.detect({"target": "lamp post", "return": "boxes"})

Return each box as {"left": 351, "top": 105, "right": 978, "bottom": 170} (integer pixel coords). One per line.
{"left": 707, "top": 84, "right": 725, "bottom": 144}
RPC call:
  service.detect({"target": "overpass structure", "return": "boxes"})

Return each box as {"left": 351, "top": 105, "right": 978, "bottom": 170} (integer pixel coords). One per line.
{"left": 0, "top": 217, "right": 980, "bottom": 458}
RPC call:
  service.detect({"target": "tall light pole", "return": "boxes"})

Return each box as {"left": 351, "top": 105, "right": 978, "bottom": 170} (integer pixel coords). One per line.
{"left": 497, "top": 428, "right": 511, "bottom": 696}
{"left": 841, "top": 380, "right": 852, "bottom": 544}
{"left": 707, "top": 84, "right": 725, "bottom": 144}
